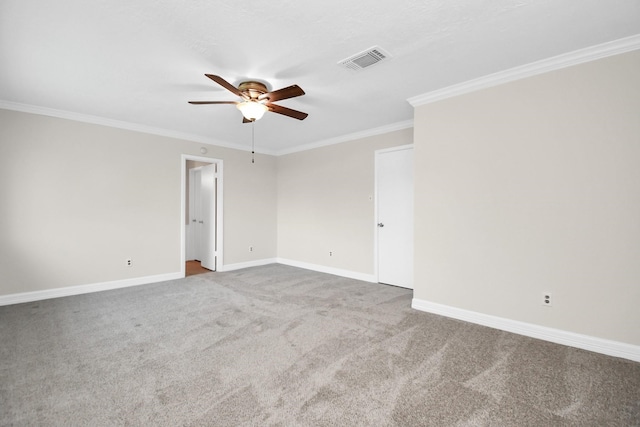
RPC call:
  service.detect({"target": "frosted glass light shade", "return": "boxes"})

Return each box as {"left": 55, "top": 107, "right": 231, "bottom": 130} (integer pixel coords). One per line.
{"left": 237, "top": 101, "right": 268, "bottom": 121}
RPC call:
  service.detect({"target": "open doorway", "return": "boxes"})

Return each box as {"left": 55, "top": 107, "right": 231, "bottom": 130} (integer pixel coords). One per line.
{"left": 181, "top": 155, "right": 223, "bottom": 277}
{"left": 186, "top": 260, "right": 210, "bottom": 276}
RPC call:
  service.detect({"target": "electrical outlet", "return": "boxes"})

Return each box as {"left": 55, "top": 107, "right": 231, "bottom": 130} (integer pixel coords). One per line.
{"left": 126, "top": 258, "right": 132, "bottom": 267}
{"left": 542, "top": 292, "right": 552, "bottom": 307}
{"left": 329, "top": 251, "right": 333, "bottom": 256}
{"left": 249, "top": 246, "right": 253, "bottom": 252}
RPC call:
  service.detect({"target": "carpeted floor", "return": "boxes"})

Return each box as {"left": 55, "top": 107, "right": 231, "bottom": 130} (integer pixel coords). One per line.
{"left": 1, "top": 264, "right": 639, "bottom": 426}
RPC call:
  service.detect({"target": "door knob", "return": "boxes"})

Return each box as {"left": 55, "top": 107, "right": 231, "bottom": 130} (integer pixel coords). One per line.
{"left": 378, "top": 223, "right": 384, "bottom": 227}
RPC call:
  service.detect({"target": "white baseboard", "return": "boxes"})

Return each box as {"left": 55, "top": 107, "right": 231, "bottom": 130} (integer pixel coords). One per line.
{"left": 0, "top": 260, "right": 372, "bottom": 306}
{"left": 276, "top": 258, "right": 376, "bottom": 283}
{"left": 412, "top": 298, "right": 640, "bottom": 363}
{"left": 219, "top": 258, "right": 278, "bottom": 272}
{"left": 0, "top": 272, "right": 183, "bottom": 307}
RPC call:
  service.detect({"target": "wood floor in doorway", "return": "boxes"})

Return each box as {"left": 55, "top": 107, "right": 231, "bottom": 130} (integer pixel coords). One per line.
{"left": 186, "top": 260, "right": 211, "bottom": 277}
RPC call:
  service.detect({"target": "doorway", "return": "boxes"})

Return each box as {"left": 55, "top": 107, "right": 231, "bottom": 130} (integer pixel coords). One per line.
{"left": 181, "top": 155, "right": 223, "bottom": 277}
{"left": 375, "top": 145, "right": 414, "bottom": 289}
{"left": 186, "top": 260, "right": 211, "bottom": 277}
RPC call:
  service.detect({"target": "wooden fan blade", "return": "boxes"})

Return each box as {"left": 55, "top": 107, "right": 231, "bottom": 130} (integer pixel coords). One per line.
{"left": 205, "top": 74, "right": 248, "bottom": 100}
{"left": 188, "top": 101, "right": 238, "bottom": 105}
{"left": 267, "top": 103, "right": 308, "bottom": 120}
{"left": 259, "top": 85, "right": 305, "bottom": 102}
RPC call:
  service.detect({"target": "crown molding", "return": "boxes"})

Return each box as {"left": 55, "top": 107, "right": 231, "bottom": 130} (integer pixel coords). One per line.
{"left": 0, "top": 99, "right": 409, "bottom": 156}
{"left": 275, "top": 119, "right": 414, "bottom": 156}
{"left": 408, "top": 34, "right": 640, "bottom": 107}
{"left": 7, "top": 34, "right": 637, "bottom": 155}
{"left": 0, "top": 100, "right": 280, "bottom": 155}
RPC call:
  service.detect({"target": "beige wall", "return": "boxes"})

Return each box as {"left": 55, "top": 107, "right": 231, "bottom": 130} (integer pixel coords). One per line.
{"left": 277, "top": 128, "right": 413, "bottom": 276}
{"left": 0, "top": 109, "right": 277, "bottom": 295}
{"left": 413, "top": 50, "right": 640, "bottom": 345}
{"left": 224, "top": 147, "right": 277, "bottom": 263}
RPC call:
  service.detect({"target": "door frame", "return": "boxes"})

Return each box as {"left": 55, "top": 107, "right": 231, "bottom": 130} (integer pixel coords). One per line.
{"left": 374, "top": 144, "right": 414, "bottom": 285}
{"left": 181, "top": 154, "right": 224, "bottom": 277}
{"left": 187, "top": 166, "right": 203, "bottom": 261}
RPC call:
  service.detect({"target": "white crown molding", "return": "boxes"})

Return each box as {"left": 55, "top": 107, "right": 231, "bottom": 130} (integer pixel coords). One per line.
{"left": 0, "top": 100, "right": 279, "bottom": 155}
{"left": 276, "top": 258, "right": 376, "bottom": 283}
{"left": 412, "top": 298, "right": 640, "bottom": 363}
{"left": 275, "top": 120, "right": 414, "bottom": 156}
{"left": 0, "top": 99, "right": 410, "bottom": 156}
{"left": 7, "top": 35, "right": 638, "bottom": 156}
{"left": 408, "top": 34, "right": 640, "bottom": 107}
{"left": 0, "top": 272, "right": 183, "bottom": 306}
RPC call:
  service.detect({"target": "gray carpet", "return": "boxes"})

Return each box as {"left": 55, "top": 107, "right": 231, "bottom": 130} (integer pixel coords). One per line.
{"left": 1, "top": 264, "right": 639, "bottom": 426}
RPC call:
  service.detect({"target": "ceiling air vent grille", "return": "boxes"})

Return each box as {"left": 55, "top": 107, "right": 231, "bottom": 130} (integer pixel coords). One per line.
{"left": 338, "top": 46, "right": 391, "bottom": 71}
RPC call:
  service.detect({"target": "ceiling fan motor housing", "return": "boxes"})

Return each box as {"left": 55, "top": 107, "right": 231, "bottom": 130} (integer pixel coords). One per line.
{"left": 238, "top": 81, "right": 268, "bottom": 100}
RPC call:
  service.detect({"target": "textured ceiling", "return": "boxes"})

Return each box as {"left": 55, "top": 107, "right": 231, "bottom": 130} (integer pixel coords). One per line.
{"left": 1, "top": 1, "right": 639, "bottom": 154}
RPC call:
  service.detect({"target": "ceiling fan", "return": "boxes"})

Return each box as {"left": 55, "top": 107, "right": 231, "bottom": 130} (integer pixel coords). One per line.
{"left": 189, "top": 74, "right": 308, "bottom": 122}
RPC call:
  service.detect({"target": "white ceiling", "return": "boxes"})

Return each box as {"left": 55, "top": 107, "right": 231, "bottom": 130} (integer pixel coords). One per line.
{"left": 1, "top": 1, "right": 639, "bottom": 154}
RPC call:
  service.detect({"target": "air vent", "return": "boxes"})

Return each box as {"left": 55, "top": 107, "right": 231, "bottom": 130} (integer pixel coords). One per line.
{"left": 338, "top": 46, "right": 391, "bottom": 71}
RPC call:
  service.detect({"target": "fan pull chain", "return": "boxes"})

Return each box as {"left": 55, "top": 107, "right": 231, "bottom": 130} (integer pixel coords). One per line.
{"left": 251, "top": 121, "right": 255, "bottom": 164}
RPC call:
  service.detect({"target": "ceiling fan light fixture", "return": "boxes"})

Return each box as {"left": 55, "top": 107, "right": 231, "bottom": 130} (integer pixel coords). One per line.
{"left": 237, "top": 101, "right": 268, "bottom": 121}
{"left": 190, "top": 75, "right": 307, "bottom": 121}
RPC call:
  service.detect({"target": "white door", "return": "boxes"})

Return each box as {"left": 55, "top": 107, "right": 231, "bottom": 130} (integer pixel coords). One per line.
{"left": 190, "top": 168, "right": 203, "bottom": 261}
{"left": 200, "top": 163, "right": 217, "bottom": 270}
{"left": 376, "top": 146, "right": 414, "bottom": 289}
{"left": 187, "top": 164, "right": 216, "bottom": 270}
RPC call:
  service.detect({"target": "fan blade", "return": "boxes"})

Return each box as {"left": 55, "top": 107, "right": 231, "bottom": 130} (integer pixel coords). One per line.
{"left": 188, "top": 101, "right": 238, "bottom": 105}
{"left": 259, "top": 85, "right": 305, "bottom": 102}
{"left": 267, "top": 103, "right": 308, "bottom": 120}
{"left": 205, "top": 74, "right": 248, "bottom": 100}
